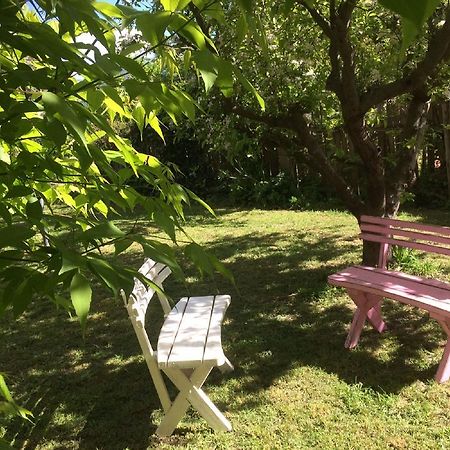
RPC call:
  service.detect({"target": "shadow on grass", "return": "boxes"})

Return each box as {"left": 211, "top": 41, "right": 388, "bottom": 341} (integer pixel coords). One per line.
{"left": 1, "top": 223, "right": 448, "bottom": 448}
{"left": 199, "top": 232, "right": 443, "bottom": 397}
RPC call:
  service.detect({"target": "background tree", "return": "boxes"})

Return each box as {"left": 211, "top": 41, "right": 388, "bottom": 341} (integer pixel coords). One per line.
{"left": 179, "top": 0, "right": 450, "bottom": 264}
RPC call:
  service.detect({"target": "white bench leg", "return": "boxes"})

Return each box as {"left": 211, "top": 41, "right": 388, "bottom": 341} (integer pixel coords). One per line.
{"left": 156, "top": 364, "right": 232, "bottom": 436}
{"left": 219, "top": 357, "right": 234, "bottom": 373}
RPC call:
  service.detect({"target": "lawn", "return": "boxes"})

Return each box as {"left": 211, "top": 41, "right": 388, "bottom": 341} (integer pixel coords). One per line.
{"left": 1, "top": 207, "right": 450, "bottom": 449}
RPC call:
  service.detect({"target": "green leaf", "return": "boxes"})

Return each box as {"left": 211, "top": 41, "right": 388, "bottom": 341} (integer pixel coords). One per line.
{"left": 12, "top": 277, "right": 34, "bottom": 317}
{"left": 236, "top": 14, "right": 248, "bottom": 45}
{"left": 0, "top": 374, "right": 13, "bottom": 403}
{"left": 401, "top": 18, "right": 419, "bottom": 52}
{"left": 110, "top": 54, "right": 148, "bottom": 81}
{"left": 379, "top": 0, "right": 441, "bottom": 28}
{"left": 70, "top": 272, "right": 92, "bottom": 330}
{"left": 161, "top": 0, "right": 179, "bottom": 12}
{"left": 101, "top": 86, "right": 124, "bottom": 109}
{"left": 234, "top": 67, "right": 265, "bottom": 110}
{"left": 170, "top": 14, "right": 207, "bottom": 50}
{"left": 114, "top": 238, "right": 133, "bottom": 256}
{"left": 0, "top": 225, "right": 35, "bottom": 249}
{"left": 186, "top": 188, "right": 216, "bottom": 216}
{"left": 136, "top": 12, "right": 173, "bottom": 47}
{"left": 132, "top": 103, "right": 146, "bottom": 139}
{"left": 0, "top": 436, "right": 15, "bottom": 449}
{"left": 93, "top": 1, "right": 125, "bottom": 18}
{"left": 37, "top": 118, "right": 67, "bottom": 147}
{"left": 82, "top": 221, "right": 125, "bottom": 242}
{"left": 148, "top": 112, "right": 165, "bottom": 141}
{"left": 184, "top": 242, "right": 234, "bottom": 281}
{"left": 26, "top": 197, "right": 43, "bottom": 221}
{"left": 5, "top": 185, "right": 33, "bottom": 198}
{"left": 1, "top": 118, "right": 33, "bottom": 142}
{"left": 87, "top": 256, "right": 134, "bottom": 296}
{"left": 184, "top": 242, "right": 215, "bottom": 276}
{"left": 193, "top": 50, "right": 219, "bottom": 91}
{"left": 59, "top": 251, "right": 86, "bottom": 275}
{"left": 0, "top": 205, "right": 11, "bottom": 225}
{"left": 86, "top": 89, "right": 105, "bottom": 111}
{"left": 42, "top": 92, "right": 87, "bottom": 146}
{"left": 154, "top": 209, "right": 177, "bottom": 242}
{"left": 237, "top": 0, "right": 254, "bottom": 13}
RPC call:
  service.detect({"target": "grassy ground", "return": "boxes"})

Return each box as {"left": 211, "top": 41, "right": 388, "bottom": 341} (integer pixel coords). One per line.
{"left": 1, "top": 207, "right": 450, "bottom": 449}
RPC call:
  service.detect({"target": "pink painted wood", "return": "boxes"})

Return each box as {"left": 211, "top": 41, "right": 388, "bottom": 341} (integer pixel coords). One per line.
{"left": 361, "top": 215, "right": 450, "bottom": 236}
{"left": 328, "top": 215, "right": 450, "bottom": 383}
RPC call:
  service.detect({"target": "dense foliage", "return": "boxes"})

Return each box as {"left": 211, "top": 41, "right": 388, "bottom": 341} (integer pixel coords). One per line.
{"left": 0, "top": 0, "right": 264, "bottom": 437}
{"left": 166, "top": 1, "right": 450, "bottom": 254}
{"left": 0, "top": 0, "right": 445, "bottom": 445}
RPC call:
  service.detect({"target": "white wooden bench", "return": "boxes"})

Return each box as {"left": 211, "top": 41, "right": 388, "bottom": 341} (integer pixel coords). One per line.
{"left": 328, "top": 215, "right": 450, "bottom": 383}
{"left": 122, "top": 259, "right": 233, "bottom": 436}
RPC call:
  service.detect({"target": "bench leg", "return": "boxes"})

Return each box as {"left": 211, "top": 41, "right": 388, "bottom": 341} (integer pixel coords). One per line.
{"left": 345, "top": 290, "right": 385, "bottom": 349}
{"left": 366, "top": 294, "right": 386, "bottom": 333}
{"left": 218, "top": 357, "right": 234, "bottom": 373}
{"left": 432, "top": 317, "right": 450, "bottom": 383}
{"left": 157, "top": 364, "right": 232, "bottom": 436}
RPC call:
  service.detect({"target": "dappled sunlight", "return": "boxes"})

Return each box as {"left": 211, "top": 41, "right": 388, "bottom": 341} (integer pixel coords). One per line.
{"left": 2, "top": 208, "right": 450, "bottom": 448}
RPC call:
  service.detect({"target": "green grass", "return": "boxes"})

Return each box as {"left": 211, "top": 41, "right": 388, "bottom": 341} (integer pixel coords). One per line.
{"left": 2, "top": 208, "right": 450, "bottom": 449}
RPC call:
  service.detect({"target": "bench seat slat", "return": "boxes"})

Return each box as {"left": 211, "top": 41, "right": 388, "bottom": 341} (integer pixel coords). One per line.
{"left": 157, "top": 297, "right": 189, "bottom": 367}
{"left": 157, "top": 295, "right": 230, "bottom": 369}
{"left": 329, "top": 265, "right": 450, "bottom": 317}
{"left": 203, "top": 295, "right": 231, "bottom": 366}
{"left": 166, "top": 296, "right": 214, "bottom": 368}
{"left": 361, "top": 215, "right": 450, "bottom": 237}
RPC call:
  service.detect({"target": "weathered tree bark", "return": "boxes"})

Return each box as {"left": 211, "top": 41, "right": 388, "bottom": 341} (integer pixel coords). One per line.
{"left": 442, "top": 102, "right": 450, "bottom": 200}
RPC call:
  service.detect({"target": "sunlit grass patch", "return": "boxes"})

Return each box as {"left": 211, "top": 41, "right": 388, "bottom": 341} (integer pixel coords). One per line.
{"left": 1, "top": 207, "right": 450, "bottom": 449}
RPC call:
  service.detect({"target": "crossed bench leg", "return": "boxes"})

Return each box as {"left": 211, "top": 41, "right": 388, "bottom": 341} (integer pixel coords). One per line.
{"left": 345, "top": 289, "right": 386, "bottom": 349}
{"left": 431, "top": 314, "right": 450, "bottom": 383}
{"left": 156, "top": 363, "right": 232, "bottom": 437}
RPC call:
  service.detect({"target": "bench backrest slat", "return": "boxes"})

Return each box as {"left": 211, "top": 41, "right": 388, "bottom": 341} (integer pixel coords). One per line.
{"left": 124, "top": 258, "right": 172, "bottom": 356}
{"left": 360, "top": 223, "right": 450, "bottom": 247}
{"left": 361, "top": 215, "right": 450, "bottom": 237}
{"left": 360, "top": 233, "right": 450, "bottom": 257}
{"left": 360, "top": 215, "right": 450, "bottom": 268}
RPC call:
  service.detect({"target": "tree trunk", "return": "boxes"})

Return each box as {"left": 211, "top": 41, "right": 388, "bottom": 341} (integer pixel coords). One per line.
{"left": 442, "top": 102, "right": 450, "bottom": 200}
{"left": 362, "top": 240, "right": 381, "bottom": 267}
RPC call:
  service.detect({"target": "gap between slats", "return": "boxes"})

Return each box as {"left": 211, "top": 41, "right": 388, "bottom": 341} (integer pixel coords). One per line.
{"left": 361, "top": 215, "right": 450, "bottom": 237}
{"left": 359, "top": 234, "right": 450, "bottom": 256}
{"left": 360, "top": 223, "right": 450, "bottom": 247}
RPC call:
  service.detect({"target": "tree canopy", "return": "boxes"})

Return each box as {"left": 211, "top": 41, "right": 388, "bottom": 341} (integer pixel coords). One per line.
{"left": 182, "top": 0, "right": 450, "bottom": 261}
{"left": 0, "top": 0, "right": 446, "bottom": 441}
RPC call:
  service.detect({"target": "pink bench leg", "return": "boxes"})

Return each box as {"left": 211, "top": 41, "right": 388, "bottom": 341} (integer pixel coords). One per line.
{"left": 366, "top": 296, "right": 386, "bottom": 333}
{"left": 345, "top": 290, "right": 385, "bottom": 349}
{"left": 433, "top": 317, "right": 450, "bottom": 383}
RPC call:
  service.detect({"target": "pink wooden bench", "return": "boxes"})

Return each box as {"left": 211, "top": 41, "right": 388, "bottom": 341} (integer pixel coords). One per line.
{"left": 328, "top": 215, "right": 450, "bottom": 383}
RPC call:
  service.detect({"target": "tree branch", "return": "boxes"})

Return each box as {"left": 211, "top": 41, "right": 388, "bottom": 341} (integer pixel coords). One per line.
{"left": 360, "top": 6, "right": 450, "bottom": 113}
{"left": 296, "top": 0, "right": 332, "bottom": 38}
{"left": 225, "top": 99, "right": 365, "bottom": 216}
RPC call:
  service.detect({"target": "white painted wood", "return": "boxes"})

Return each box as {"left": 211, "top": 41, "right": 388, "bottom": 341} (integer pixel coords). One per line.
{"left": 128, "top": 313, "right": 172, "bottom": 413}
{"left": 125, "top": 259, "right": 173, "bottom": 413}
{"left": 164, "top": 366, "right": 232, "bottom": 433}
{"left": 159, "top": 296, "right": 214, "bottom": 368}
{"left": 124, "top": 258, "right": 233, "bottom": 436}
{"left": 203, "top": 295, "right": 231, "bottom": 366}
{"left": 157, "top": 295, "right": 231, "bottom": 369}
{"left": 156, "top": 365, "right": 212, "bottom": 436}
